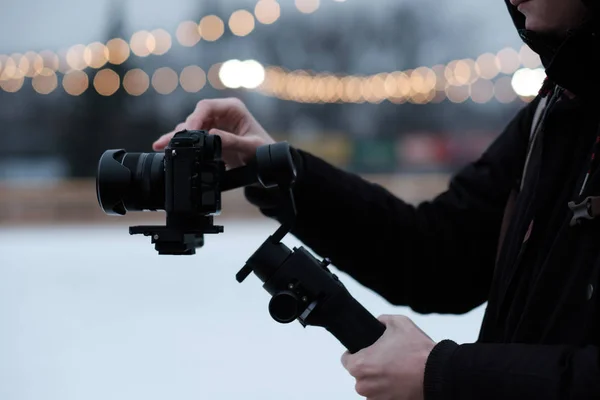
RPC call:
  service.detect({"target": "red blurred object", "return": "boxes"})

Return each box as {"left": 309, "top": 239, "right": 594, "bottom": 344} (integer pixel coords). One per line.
{"left": 397, "top": 131, "right": 498, "bottom": 169}
{"left": 397, "top": 133, "right": 449, "bottom": 166}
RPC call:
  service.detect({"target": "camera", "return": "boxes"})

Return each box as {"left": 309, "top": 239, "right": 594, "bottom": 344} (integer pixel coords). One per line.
{"left": 97, "top": 129, "right": 224, "bottom": 215}
{"left": 97, "top": 130, "right": 226, "bottom": 255}
{"left": 96, "top": 129, "right": 296, "bottom": 255}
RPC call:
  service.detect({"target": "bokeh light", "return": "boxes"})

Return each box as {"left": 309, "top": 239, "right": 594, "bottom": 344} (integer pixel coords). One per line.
{"left": 15, "top": 54, "right": 30, "bottom": 78}
{"left": 83, "top": 42, "right": 109, "bottom": 69}
{"left": 220, "top": 59, "right": 266, "bottom": 89}
{"left": 496, "top": 47, "right": 520, "bottom": 75}
{"left": 444, "top": 62, "right": 458, "bottom": 86}
{"left": 93, "top": 68, "right": 120, "bottom": 96}
{"left": 0, "top": 76, "right": 24, "bottom": 93}
{"left": 62, "top": 70, "right": 89, "bottom": 96}
{"left": 243, "top": 60, "right": 266, "bottom": 89}
{"left": 208, "top": 63, "right": 225, "bottom": 89}
{"left": 260, "top": 67, "right": 281, "bottom": 94}
{"left": 392, "top": 71, "right": 411, "bottom": 100}
{"left": 410, "top": 89, "right": 436, "bottom": 105}
{"left": 6, "top": 54, "right": 27, "bottom": 80}
{"left": 130, "top": 31, "right": 156, "bottom": 57}
{"left": 66, "top": 45, "right": 87, "bottom": 70}
{"left": 219, "top": 60, "right": 243, "bottom": 88}
{"left": 32, "top": 68, "right": 58, "bottom": 94}
{"left": 445, "top": 84, "right": 470, "bottom": 103}
{"left": 474, "top": 53, "right": 500, "bottom": 80}
{"left": 179, "top": 65, "right": 206, "bottom": 93}
{"left": 494, "top": 76, "right": 517, "bottom": 103}
{"left": 151, "top": 29, "right": 172, "bottom": 55}
{"left": 229, "top": 10, "right": 256, "bottom": 37}
{"left": 200, "top": 15, "right": 225, "bottom": 42}
{"left": 123, "top": 69, "right": 150, "bottom": 96}
{"left": 511, "top": 68, "right": 545, "bottom": 97}
{"left": 457, "top": 59, "right": 477, "bottom": 85}
{"left": 469, "top": 79, "right": 495, "bottom": 103}
{"left": 410, "top": 67, "right": 437, "bottom": 94}
{"left": 295, "top": 0, "right": 320, "bottom": 14}
{"left": 176, "top": 21, "right": 201, "bottom": 47}
{"left": 255, "top": 0, "right": 281, "bottom": 24}
{"left": 106, "top": 38, "right": 130, "bottom": 65}
{"left": 445, "top": 60, "right": 474, "bottom": 86}
{"left": 23, "top": 51, "right": 44, "bottom": 77}
{"left": 370, "top": 73, "right": 388, "bottom": 102}
{"left": 343, "top": 76, "right": 363, "bottom": 103}
{"left": 152, "top": 67, "right": 179, "bottom": 94}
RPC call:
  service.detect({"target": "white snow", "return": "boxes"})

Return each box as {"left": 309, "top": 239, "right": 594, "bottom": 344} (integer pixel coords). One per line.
{"left": 0, "top": 220, "right": 485, "bottom": 400}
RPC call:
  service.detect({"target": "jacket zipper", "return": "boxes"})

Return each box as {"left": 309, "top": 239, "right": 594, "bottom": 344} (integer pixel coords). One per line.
{"left": 497, "top": 86, "right": 564, "bottom": 330}
{"left": 512, "top": 87, "right": 564, "bottom": 263}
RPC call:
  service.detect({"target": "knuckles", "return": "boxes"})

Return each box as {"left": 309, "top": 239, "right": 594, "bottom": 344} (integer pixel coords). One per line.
{"left": 378, "top": 314, "right": 410, "bottom": 328}
{"left": 347, "top": 354, "right": 369, "bottom": 377}
{"left": 354, "top": 380, "right": 376, "bottom": 398}
{"left": 194, "top": 98, "right": 210, "bottom": 110}
{"left": 195, "top": 97, "right": 246, "bottom": 112}
{"left": 184, "top": 115, "right": 201, "bottom": 128}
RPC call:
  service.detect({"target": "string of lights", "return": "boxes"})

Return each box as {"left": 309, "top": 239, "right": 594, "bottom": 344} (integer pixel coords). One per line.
{"left": 0, "top": 0, "right": 336, "bottom": 77}
{"left": 0, "top": 42, "right": 545, "bottom": 105}
{"left": 254, "top": 45, "right": 545, "bottom": 104}
{"left": 0, "top": 0, "right": 546, "bottom": 106}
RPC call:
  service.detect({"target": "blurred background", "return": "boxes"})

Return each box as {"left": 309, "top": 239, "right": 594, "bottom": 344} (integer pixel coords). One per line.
{"left": 0, "top": 0, "right": 543, "bottom": 399}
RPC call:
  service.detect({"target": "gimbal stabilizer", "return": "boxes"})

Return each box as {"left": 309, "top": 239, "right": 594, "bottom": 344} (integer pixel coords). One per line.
{"left": 98, "top": 133, "right": 386, "bottom": 353}
{"left": 218, "top": 142, "right": 386, "bottom": 353}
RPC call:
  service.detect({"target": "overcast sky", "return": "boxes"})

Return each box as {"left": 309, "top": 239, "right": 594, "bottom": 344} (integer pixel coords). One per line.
{"left": 0, "top": 0, "right": 522, "bottom": 58}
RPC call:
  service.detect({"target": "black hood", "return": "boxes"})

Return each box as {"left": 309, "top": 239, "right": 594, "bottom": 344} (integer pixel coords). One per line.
{"left": 504, "top": 0, "right": 600, "bottom": 98}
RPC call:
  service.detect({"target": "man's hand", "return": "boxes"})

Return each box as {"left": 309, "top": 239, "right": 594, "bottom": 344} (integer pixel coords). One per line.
{"left": 341, "top": 315, "right": 436, "bottom": 400}
{"left": 153, "top": 97, "right": 275, "bottom": 168}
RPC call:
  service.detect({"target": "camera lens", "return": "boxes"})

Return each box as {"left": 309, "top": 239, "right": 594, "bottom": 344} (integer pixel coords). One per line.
{"left": 96, "top": 149, "right": 165, "bottom": 215}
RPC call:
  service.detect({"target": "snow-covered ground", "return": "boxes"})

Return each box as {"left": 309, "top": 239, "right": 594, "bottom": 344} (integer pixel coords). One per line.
{"left": 0, "top": 220, "right": 485, "bottom": 400}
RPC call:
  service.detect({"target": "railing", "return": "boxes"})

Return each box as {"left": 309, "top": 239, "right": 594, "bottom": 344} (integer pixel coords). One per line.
{"left": 0, "top": 174, "right": 451, "bottom": 225}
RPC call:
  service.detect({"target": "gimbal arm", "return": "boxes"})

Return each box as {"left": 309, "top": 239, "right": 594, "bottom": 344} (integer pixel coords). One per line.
{"left": 221, "top": 142, "right": 297, "bottom": 243}
{"left": 225, "top": 142, "right": 386, "bottom": 353}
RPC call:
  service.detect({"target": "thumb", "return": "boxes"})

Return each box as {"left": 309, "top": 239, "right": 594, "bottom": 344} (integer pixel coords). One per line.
{"left": 210, "top": 128, "right": 262, "bottom": 155}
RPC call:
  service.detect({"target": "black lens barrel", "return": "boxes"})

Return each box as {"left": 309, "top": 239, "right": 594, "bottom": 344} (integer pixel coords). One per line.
{"left": 96, "top": 150, "right": 165, "bottom": 215}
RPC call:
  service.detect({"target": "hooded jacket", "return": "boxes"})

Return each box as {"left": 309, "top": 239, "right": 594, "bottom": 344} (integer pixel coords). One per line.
{"left": 245, "top": 1, "right": 600, "bottom": 398}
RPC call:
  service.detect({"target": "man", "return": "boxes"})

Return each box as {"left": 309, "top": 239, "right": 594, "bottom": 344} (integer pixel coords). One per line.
{"left": 153, "top": 0, "right": 600, "bottom": 398}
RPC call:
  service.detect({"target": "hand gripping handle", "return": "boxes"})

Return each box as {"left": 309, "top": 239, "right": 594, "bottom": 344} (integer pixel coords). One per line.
{"left": 302, "top": 275, "right": 386, "bottom": 354}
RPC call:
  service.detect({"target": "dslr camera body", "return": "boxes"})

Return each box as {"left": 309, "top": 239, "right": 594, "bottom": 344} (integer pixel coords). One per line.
{"left": 97, "top": 130, "right": 227, "bottom": 254}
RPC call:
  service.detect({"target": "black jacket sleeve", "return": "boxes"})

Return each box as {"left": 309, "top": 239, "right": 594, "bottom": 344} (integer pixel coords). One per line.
{"left": 424, "top": 339, "right": 600, "bottom": 400}
{"left": 245, "top": 100, "right": 538, "bottom": 314}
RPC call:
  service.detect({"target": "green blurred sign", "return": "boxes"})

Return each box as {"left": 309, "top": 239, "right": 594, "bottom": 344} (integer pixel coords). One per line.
{"left": 275, "top": 133, "right": 352, "bottom": 168}
{"left": 350, "top": 138, "right": 398, "bottom": 173}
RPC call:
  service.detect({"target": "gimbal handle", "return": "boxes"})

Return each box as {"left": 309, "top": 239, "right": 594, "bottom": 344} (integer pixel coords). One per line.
{"left": 228, "top": 143, "right": 386, "bottom": 353}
